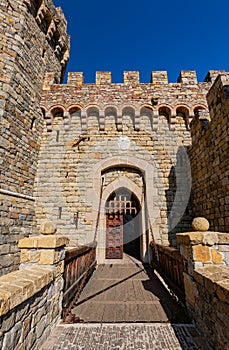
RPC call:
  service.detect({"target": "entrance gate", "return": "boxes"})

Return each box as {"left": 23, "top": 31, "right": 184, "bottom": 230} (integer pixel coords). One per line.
{"left": 105, "top": 191, "right": 139, "bottom": 259}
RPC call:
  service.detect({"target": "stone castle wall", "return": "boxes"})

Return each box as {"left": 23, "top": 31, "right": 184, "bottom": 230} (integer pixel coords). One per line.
{"left": 0, "top": 0, "right": 70, "bottom": 275}
{"left": 189, "top": 73, "right": 229, "bottom": 232}
{"left": 36, "top": 70, "right": 218, "bottom": 252}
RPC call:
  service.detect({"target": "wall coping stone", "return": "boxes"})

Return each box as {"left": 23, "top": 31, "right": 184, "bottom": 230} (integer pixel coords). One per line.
{"left": 18, "top": 235, "right": 69, "bottom": 249}
{"left": 0, "top": 266, "right": 53, "bottom": 317}
{"left": 176, "top": 232, "right": 229, "bottom": 245}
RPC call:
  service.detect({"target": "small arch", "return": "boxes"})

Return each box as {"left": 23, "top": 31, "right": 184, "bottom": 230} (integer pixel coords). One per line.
{"left": 104, "top": 105, "right": 118, "bottom": 130}
{"left": 50, "top": 106, "right": 64, "bottom": 131}
{"left": 68, "top": 105, "right": 82, "bottom": 114}
{"left": 193, "top": 105, "right": 209, "bottom": 118}
{"left": 176, "top": 105, "right": 190, "bottom": 130}
{"left": 50, "top": 105, "right": 65, "bottom": 115}
{"left": 158, "top": 105, "right": 172, "bottom": 125}
{"left": 122, "top": 106, "right": 135, "bottom": 131}
{"left": 140, "top": 106, "right": 154, "bottom": 131}
{"left": 68, "top": 106, "right": 82, "bottom": 134}
{"left": 86, "top": 105, "right": 100, "bottom": 131}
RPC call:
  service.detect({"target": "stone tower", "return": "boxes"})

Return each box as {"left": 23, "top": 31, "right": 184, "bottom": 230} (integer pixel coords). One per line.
{"left": 0, "top": 0, "right": 70, "bottom": 275}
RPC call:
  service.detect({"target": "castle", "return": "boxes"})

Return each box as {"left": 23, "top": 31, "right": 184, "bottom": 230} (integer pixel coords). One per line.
{"left": 0, "top": 1, "right": 229, "bottom": 349}
{"left": 0, "top": 0, "right": 229, "bottom": 273}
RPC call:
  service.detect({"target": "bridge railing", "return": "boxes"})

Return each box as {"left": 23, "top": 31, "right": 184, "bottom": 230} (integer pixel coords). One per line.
{"left": 150, "top": 243, "right": 185, "bottom": 301}
{"left": 62, "top": 242, "right": 97, "bottom": 319}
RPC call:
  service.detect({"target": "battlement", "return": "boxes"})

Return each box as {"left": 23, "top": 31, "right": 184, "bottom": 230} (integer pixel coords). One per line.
{"left": 24, "top": 0, "right": 70, "bottom": 78}
{"left": 65, "top": 70, "right": 225, "bottom": 86}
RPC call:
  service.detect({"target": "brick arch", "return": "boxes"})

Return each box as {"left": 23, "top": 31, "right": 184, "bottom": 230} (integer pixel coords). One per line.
{"left": 158, "top": 105, "right": 172, "bottom": 125}
{"left": 122, "top": 105, "right": 137, "bottom": 131}
{"left": 50, "top": 105, "right": 66, "bottom": 115}
{"left": 140, "top": 105, "right": 154, "bottom": 131}
{"left": 67, "top": 104, "right": 83, "bottom": 113}
{"left": 104, "top": 105, "right": 118, "bottom": 131}
{"left": 175, "top": 105, "right": 191, "bottom": 130}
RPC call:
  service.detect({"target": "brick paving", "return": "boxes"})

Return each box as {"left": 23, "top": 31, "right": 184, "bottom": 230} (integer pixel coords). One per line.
{"left": 42, "top": 323, "right": 208, "bottom": 350}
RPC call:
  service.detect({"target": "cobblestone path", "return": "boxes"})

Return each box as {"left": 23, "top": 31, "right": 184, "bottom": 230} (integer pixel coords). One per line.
{"left": 42, "top": 323, "right": 208, "bottom": 350}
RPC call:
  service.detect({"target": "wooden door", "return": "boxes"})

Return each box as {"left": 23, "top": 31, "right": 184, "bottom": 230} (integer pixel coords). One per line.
{"left": 106, "top": 213, "right": 123, "bottom": 259}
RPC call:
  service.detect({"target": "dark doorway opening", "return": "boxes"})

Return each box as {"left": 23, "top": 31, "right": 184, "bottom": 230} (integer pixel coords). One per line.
{"left": 105, "top": 188, "right": 141, "bottom": 260}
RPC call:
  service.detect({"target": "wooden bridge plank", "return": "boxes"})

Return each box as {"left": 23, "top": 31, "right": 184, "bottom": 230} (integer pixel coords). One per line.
{"left": 71, "top": 261, "right": 190, "bottom": 324}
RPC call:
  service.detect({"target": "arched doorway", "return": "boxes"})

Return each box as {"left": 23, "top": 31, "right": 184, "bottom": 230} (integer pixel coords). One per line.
{"left": 105, "top": 188, "right": 141, "bottom": 260}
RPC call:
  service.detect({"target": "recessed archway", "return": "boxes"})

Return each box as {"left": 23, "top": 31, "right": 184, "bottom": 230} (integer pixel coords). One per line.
{"left": 105, "top": 188, "right": 141, "bottom": 260}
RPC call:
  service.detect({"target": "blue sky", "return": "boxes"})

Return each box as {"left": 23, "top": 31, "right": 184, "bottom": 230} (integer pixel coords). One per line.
{"left": 53, "top": 0, "right": 229, "bottom": 84}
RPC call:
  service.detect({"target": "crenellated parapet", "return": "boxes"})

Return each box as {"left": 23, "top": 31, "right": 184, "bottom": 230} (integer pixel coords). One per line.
{"left": 40, "top": 70, "right": 220, "bottom": 133}
{"left": 24, "top": 0, "right": 70, "bottom": 78}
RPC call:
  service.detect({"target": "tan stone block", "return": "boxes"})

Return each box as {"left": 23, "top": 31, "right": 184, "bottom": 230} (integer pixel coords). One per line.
{"left": 176, "top": 232, "right": 204, "bottom": 245}
{"left": 0, "top": 290, "right": 10, "bottom": 316}
{"left": 18, "top": 237, "right": 38, "bottom": 249}
{"left": 0, "top": 284, "right": 23, "bottom": 310}
{"left": 218, "top": 233, "right": 229, "bottom": 244}
{"left": 39, "top": 250, "right": 55, "bottom": 264}
{"left": 11, "top": 280, "right": 34, "bottom": 299}
{"left": 212, "top": 249, "right": 224, "bottom": 264}
{"left": 203, "top": 232, "right": 218, "bottom": 246}
{"left": 38, "top": 235, "right": 69, "bottom": 248}
{"left": 193, "top": 245, "right": 211, "bottom": 262}
{"left": 20, "top": 249, "right": 30, "bottom": 264}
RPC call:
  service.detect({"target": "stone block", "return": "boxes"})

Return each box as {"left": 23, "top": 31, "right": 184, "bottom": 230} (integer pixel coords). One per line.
{"left": 203, "top": 232, "right": 218, "bottom": 245}
{"left": 39, "top": 250, "right": 55, "bottom": 264}
{"left": 218, "top": 233, "right": 229, "bottom": 244}
{"left": 211, "top": 249, "right": 224, "bottom": 265}
{"left": 18, "top": 237, "right": 38, "bottom": 249}
{"left": 216, "top": 279, "right": 229, "bottom": 303}
{"left": 193, "top": 245, "right": 211, "bottom": 263}
{"left": 38, "top": 235, "right": 69, "bottom": 249}
{"left": 183, "top": 273, "right": 196, "bottom": 306}
{"left": 176, "top": 232, "right": 204, "bottom": 245}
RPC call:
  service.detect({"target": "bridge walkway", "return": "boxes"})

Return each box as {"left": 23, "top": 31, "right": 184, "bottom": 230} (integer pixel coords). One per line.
{"left": 42, "top": 255, "right": 210, "bottom": 349}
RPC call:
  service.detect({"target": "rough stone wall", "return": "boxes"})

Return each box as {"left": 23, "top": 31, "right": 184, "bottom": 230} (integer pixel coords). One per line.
{"left": 36, "top": 70, "right": 215, "bottom": 250}
{"left": 189, "top": 73, "right": 229, "bottom": 232}
{"left": 177, "top": 232, "right": 229, "bottom": 350}
{"left": 0, "top": 0, "right": 70, "bottom": 275}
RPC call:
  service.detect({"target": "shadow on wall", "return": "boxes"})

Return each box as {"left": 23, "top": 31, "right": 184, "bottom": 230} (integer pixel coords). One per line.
{"left": 166, "top": 146, "right": 193, "bottom": 247}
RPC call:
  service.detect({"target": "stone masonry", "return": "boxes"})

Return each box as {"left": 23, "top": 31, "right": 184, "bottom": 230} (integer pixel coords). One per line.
{"left": 189, "top": 73, "right": 229, "bottom": 232}
{"left": 36, "top": 69, "right": 226, "bottom": 262}
{"left": 0, "top": 0, "right": 228, "bottom": 268}
{"left": 0, "top": 0, "right": 70, "bottom": 275}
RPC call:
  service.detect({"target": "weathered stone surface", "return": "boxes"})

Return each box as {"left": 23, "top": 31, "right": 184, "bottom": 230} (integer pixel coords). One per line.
{"left": 19, "top": 236, "right": 69, "bottom": 249}
{"left": 193, "top": 246, "right": 211, "bottom": 262}
{"left": 192, "top": 217, "right": 210, "bottom": 232}
{"left": 0, "top": 0, "right": 70, "bottom": 275}
{"left": 40, "top": 221, "right": 57, "bottom": 235}
{"left": 211, "top": 249, "right": 224, "bottom": 265}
